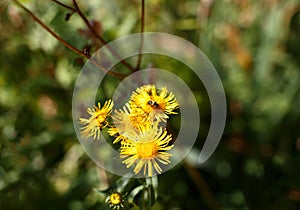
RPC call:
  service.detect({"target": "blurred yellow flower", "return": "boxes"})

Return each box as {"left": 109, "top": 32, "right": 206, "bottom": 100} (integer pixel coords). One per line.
{"left": 79, "top": 100, "right": 113, "bottom": 139}
{"left": 120, "top": 125, "right": 173, "bottom": 177}
{"left": 108, "top": 103, "right": 150, "bottom": 144}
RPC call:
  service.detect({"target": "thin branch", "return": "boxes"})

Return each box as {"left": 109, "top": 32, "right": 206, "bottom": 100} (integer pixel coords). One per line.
{"left": 0, "top": 0, "right": 9, "bottom": 14}
{"left": 51, "top": 0, "right": 75, "bottom": 12}
{"left": 89, "top": 58, "right": 126, "bottom": 79}
{"left": 12, "top": 0, "right": 126, "bottom": 79}
{"left": 72, "top": 0, "right": 107, "bottom": 45}
{"left": 13, "top": 0, "right": 84, "bottom": 56}
{"left": 72, "top": 0, "right": 136, "bottom": 72}
{"left": 135, "top": 0, "right": 145, "bottom": 71}
{"left": 183, "top": 159, "right": 220, "bottom": 210}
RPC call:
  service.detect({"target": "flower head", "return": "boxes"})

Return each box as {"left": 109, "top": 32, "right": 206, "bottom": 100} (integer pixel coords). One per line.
{"left": 108, "top": 103, "right": 150, "bottom": 144}
{"left": 129, "top": 85, "right": 179, "bottom": 122}
{"left": 105, "top": 192, "right": 124, "bottom": 210}
{"left": 120, "top": 125, "right": 173, "bottom": 177}
{"left": 79, "top": 100, "right": 113, "bottom": 139}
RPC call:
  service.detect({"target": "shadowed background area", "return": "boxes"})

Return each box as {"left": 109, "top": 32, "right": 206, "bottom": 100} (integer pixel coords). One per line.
{"left": 1, "top": 0, "right": 300, "bottom": 209}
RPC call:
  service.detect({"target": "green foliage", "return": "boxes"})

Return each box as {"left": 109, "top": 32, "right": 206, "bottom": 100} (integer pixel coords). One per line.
{"left": 1, "top": 0, "right": 300, "bottom": 209}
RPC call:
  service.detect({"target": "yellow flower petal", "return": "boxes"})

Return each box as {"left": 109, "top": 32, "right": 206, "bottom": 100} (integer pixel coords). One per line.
{"left": 120, "top": 125, "right": 173, "bottom": 176}
{"left": 129, "top": 84, "right": 179, "bottom": 123}
{"left": 79, "top": 100, "right": 113, "bottom": 139}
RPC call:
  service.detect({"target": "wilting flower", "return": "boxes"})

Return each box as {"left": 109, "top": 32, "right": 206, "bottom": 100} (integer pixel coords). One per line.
{"left": 105, "top": 192, "right": 124, "bottom": 210}
{"left": 120, "top": 125, "right": 173, "bottom": 177}
{"left": 79, "top": 100, "right": 114, "bottom": 139}
{"left": 129, "top": 85, "right": 179, "bottom": 122}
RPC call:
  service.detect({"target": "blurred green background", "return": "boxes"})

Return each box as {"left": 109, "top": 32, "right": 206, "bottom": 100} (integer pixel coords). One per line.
{"left": 1, "top": 0, "right": 300, "bottom": 209}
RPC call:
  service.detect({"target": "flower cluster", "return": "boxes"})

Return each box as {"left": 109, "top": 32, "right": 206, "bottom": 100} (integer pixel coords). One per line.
{"left": 79, "top": 85, "right": 179, "bottom": 176}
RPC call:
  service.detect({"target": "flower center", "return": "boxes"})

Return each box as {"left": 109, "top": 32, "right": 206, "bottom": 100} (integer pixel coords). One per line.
{"left": 137, "top": 142, "right": 158, "bottom": 158}
{"left": 110, "top": 193, "right": 122, "bottom": 205}
{"left": 95, "top": 114, "right": 106, "bottom": 126}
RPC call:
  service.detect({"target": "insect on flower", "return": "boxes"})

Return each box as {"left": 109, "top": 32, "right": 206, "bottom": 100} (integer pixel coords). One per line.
{"left": 78, "top": 84, "right": 178, "bottom": 177}
{"left": 129, "top": 85, "right": 179, "bottom": 122}
{"left": 147, "top": 100, "right": 160, "bottom": 109}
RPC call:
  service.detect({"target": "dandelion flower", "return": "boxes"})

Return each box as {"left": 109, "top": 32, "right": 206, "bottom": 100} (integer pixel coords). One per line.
{"left": 105, "top": 192, "right": 124, "bottom": 210}
{"left": 120, "top": 126, "right": 173, "bottom": 177}
{"left": 79, "top": 100, "right": 113, "bottom": 139}
{"left": 130, "top": 85, "right": 179, "bottom": 122}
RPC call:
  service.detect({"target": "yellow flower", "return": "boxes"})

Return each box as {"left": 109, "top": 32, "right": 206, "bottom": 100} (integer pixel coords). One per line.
{"left": 108, "top": 104, "right": 132, "bottom": 143}
{"left": 79, "top": 100, "right": 113, "bottom": 139}
{"left": 120, "top": 125, "right": 173, "bottom": 177}
{"left": 105, "top": 192, "right": 124, "bottom": 210}
{"left": 129, "top": 85, "right": 179, "bottom": 122}
{"left": 108, "top": 103, "right": 150, "bottom": 144}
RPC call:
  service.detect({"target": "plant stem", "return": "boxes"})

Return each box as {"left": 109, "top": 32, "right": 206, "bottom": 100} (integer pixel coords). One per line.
{"left": 13, "top": 0, "right": 84, "bottom": 57}
{"left": 72, "top": 0, "right": 136, "bottom": 73}
{"left": 12, "top": 0, "right": 126, "bottom": 78}
{"left": 51, "top": 0, "right": 75, "bottom": 12}
{"left": 135, "top": 0, "right": 145, "bottom": 71}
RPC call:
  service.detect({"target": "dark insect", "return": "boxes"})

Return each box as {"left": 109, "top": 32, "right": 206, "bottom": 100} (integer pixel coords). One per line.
{"left": 147, "top": 100, "right": 159, "bottom": 109}
{"left": 82, "top": 46, "right": 91, "bottom": 58}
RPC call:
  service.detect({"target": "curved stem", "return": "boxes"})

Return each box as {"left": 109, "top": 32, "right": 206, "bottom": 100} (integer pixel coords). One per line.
{"left": 72, "top": 0, "right": 136, "bottom": 73}
{"left": 12, "top": 0, "right": 126, "bottom": 78}
{"left": 13, "top": 0, "right": 84, "bottom": 57}
{"left": 51, "top": 0, "right": 75, "bottom": 12}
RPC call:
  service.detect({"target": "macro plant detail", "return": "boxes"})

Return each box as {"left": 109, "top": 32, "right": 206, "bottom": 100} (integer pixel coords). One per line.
{"left": 120, "top": 126, "right": 173, "bottom": 177}
{"left": 5, "top": 1, "right": 192, "bottom": 209}
{"left": 129, "top": 84, "right": 179, "bottom": 122}
{"left": 105, "top": 192, "right": 125, "bottom": 210}
{"left": 79, "top": 84, "right": 179, "bottom": 177}
{"left": 79, "top": 100, "right": 114, "bottom": 140}
{"left": 4, "top": 0, "right": 297, "bottom": 209}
